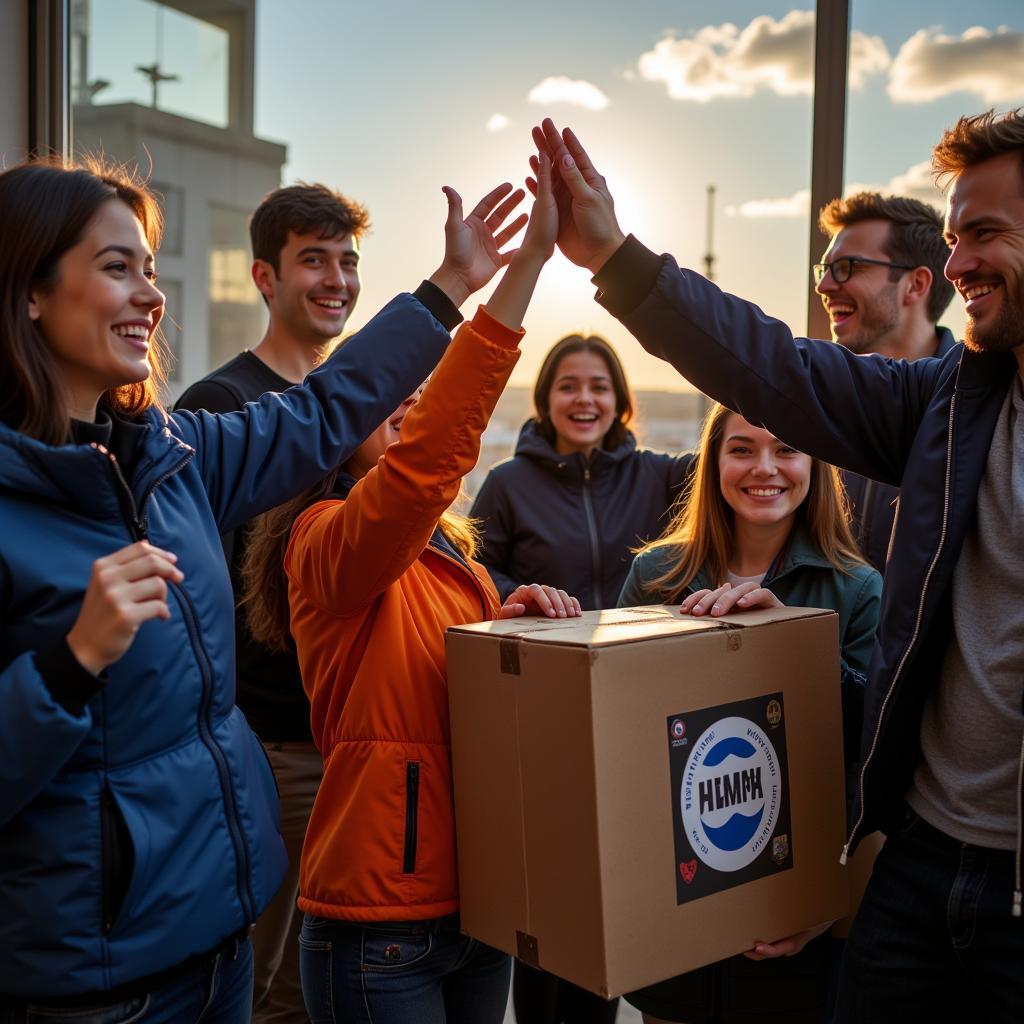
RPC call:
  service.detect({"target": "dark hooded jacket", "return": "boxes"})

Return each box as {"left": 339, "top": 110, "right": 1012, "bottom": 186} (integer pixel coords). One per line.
{"left": 471, "top": 419, "right": 691, "bottom": 610}
{"left": 590, "top": 236, "right": 1020, "bottom": 868}
{"left": 841, "top": 326, "right": 960, "bottom": 572}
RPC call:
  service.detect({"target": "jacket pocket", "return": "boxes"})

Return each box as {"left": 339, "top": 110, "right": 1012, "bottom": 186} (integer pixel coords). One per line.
{"left": 100, "top": 784, "right": 135, "bottom": 933}
{"left": 403, "top": 761, "right": 420, "bottom": 874}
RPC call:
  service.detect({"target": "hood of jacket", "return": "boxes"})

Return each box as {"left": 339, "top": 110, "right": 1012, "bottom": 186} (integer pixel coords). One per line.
{"left": 513, "top": 417, "right": 638, "bottom": 472}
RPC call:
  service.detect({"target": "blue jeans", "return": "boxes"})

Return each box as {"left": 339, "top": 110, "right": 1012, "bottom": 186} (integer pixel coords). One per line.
{"left": 299, "top": 913, "right": 510, "bottom": 1024}
{"left": 0, "top": 936, "right": 252, "bottom": 1024}
{"left": 837, "top": 807, "right": 1024, "bottom": 1023}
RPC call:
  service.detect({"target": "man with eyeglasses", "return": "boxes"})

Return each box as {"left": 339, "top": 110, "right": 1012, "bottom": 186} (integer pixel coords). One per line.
{"left": 814, "top": 193, "right": 957, "bottom": 571}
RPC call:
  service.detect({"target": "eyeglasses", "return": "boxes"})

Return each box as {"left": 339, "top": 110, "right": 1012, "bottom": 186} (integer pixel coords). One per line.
{"left": 812, "top": 257, "right": 915, "bottom": 285}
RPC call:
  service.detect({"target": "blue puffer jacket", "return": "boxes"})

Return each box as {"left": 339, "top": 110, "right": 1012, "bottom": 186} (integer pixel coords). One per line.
{"left": 0, "top": 292, "right": 450, "bottom": 997}
{"left": 591, "top": 238, "right": 1020, "bottom": 867}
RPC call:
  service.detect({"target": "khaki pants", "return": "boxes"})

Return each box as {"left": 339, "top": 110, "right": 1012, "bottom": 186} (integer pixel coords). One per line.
{"left": 253, "top": 741, "right": 322, "bottom": 1024}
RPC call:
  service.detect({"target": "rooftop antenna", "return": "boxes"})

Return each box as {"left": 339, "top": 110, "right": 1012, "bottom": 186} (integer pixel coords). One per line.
{"left": 136, "top": 7, "right": 179, "bottom": 108}
{"left": 703, "top": 184, "right": 716, "bottom": 281}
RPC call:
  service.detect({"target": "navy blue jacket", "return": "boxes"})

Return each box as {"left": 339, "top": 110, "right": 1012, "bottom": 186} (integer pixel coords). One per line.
{"left": 842, "top": 326, "right": 960, "bottom": 573}
{"left": 470, "top": 419, "right": 691, "bottom": 610}
{"left": 593, "top": 237, "right": 1019, "bottom": 856}
{"left": 0, "top": 292, "right": 451, "bottom": 997}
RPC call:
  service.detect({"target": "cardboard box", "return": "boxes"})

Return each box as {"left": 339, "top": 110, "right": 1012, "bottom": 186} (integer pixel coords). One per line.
{"left": 446, "top": 605, "right": 849, "bottom": 998}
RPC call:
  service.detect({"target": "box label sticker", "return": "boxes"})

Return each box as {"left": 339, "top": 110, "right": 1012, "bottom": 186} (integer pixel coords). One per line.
{"left": 667, "top": 693, "right": 793, "bottom": 904}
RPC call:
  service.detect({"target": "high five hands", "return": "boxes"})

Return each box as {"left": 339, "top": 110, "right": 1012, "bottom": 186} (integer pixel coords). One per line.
{"left": 529, "top": 118, "right": 626, "bottom": 274}
{"left": 430, "top": 118, "right": 628, "bottom": 310}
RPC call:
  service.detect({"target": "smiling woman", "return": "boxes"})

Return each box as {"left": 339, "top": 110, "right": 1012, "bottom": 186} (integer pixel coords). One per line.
{"left": 0, "top": 157, "right": 168, "bottom": 443}
{"left": 617, "top": 401, "right": 881, "bottom": 1024}
{"left": 0, "top": 154, "right": 509, "bottom": 1017}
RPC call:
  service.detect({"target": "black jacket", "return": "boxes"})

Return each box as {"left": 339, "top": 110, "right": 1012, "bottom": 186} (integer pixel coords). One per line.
{"left": 592, "top": 237, "right": 1020, "bottom": 866}
{"left": 471, "top": 419, "right": 691, "bottom": 610}
{"left": 842, "top": 326, "right": 960, "bottom": 573}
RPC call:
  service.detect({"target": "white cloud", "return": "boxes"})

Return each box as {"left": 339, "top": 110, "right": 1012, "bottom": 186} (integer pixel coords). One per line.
{"left": 727, "top": 160, "right": 944, "bottom": 220}
{"left": 847, "top": 160, "right": 944, "bottom": 210}
{"left": 637, "top": 9, "right": 889, "bottom": 102}
{"left": 727, "top": 188, "right": 810, "bottom": 219}
{"left": 486, "top": 113, "right": 510, "bottom": 132}
{"left": 888, "top": 26, "right": 1024, "bottom": 104}
{"left": 527, "top": 76, "right": 610, "bottom": 111}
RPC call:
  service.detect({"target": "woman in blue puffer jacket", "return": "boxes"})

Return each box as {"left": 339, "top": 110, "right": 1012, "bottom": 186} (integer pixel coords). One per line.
{"left": 0, "top": 157, "right": 523, "bottom": 1021}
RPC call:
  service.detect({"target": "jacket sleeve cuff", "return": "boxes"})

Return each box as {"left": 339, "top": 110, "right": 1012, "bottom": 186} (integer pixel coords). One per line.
{"left": 413, "top": 280, "right": 464, "bottom": 332}
{"left": 470, "top": 306, "right": 526, "bottom": 350}
{"left": 35, "top": 639, "right": 107, "bottom": 716}
{"left": 592, "top": 235, "right": 665, "bottom": 318}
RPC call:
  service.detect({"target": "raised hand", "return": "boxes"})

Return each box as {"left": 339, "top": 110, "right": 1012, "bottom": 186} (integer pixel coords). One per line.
{"left": 529, "top": 118, "right": 626, "bottom": 273}
{"left": 518, "top": 151, "right": 558, "bottom": 264}
{"left": 66, "top": 540, "right": 184, "bottom": 674}
{"left": 429, "top": 182, "right": 527, "bottom": 308}
{"left": 483, "top": 151, "right": 558, "bottom": 330}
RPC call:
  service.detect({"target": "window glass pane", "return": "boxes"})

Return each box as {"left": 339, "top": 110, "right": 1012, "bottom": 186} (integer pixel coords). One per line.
{"left": 153, "top": 182, "right": 184, "bottom": 255}
{"left": 69, "top": 0, "right": 823, "bottom": 469}
{"left": 71, "top": 0, "right": 228, "bottom": 128}
{"left": 208, "top": 204, "right": 264, "bottom": 371}
{"left": 159, "top": 277, "right": 184, "bottom": 382}
{"left": 254, "top": 1, "right": 816, "bottom": 484}
{"left": 845, "top": 0, "right": 1024, "bottom": 344}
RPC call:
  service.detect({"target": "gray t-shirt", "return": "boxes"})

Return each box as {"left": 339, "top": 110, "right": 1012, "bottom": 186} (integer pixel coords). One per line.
{"left": 908, "top": 373, "right": 1024, "bottom": 850}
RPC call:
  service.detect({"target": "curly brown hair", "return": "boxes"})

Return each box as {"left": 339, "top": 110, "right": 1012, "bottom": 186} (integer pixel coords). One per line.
{"left": 932, "top": 108, "right": 1024, "bottom": 189}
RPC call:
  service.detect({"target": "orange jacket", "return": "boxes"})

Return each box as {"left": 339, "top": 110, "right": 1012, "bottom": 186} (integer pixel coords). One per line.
{"left": 286, "top": 307, "right": 522, "bottom": 921}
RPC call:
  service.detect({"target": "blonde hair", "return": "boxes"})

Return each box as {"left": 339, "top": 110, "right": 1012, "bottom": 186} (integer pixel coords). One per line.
{"left": 638, "top": 403, "right": 864, "bottom": 600}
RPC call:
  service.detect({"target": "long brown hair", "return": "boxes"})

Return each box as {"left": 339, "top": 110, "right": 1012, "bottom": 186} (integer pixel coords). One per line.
{"left": 0, "top": 156, "right": 169, "bottom": 444}
{"left": 241, "top": 471, "right": 481, "bottom": 653}
{"left": 532, "top": 334, "right": 635, "bottom": 450}
{"left": 639, "top": 403, "right": 864, "bottom": 600}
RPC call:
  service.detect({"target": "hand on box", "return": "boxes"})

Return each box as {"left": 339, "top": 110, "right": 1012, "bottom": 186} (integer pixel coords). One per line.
{"left": 680, "top": 582, "right": 784, "bottom": 618}
{"left": 743, "top": 919, "right": 834, "bottom": 960}
{"left": 498, "top": 584, "right": 582, "bottom": 619}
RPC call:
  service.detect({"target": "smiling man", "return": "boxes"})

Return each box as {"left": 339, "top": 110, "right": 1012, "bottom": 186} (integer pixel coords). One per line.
{"left": 533, "top": 107, "right": 1024, "bottom": 1023}
{"left": 176, "top": 182, "right": 369, "bottom": 1024}
{"left": 814, "top": 192, "right": 956, "bottom": 571}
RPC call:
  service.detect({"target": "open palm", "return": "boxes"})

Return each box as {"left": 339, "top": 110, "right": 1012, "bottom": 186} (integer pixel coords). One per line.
{"left": 442, "top": 183, "right": 527, "bottom": 295}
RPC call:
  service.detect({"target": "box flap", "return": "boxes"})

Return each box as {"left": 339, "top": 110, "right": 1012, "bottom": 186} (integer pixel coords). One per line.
{"left": 448, "top": 605, "right": 835, "bottom": 649}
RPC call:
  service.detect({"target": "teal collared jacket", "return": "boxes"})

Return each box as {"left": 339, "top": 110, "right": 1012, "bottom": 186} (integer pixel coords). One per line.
{"left": 618, "top": 524, "right": 882, "bottom": 775}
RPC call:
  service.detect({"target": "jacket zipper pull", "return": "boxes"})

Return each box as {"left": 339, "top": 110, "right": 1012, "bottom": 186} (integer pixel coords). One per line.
{"left": 839, "top": 843, "right": 849, "bottom": 867}
{"left": 1013, "top": 889, "right": 1021, "bottom": 918}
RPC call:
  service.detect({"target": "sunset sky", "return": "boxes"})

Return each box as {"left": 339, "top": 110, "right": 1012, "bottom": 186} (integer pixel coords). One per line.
{"left": 88, "top": 0, "right": 1024, "bottom": 391}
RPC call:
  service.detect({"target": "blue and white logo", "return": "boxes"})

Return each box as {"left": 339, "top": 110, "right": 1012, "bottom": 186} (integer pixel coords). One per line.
{"left": 680, "top": 716, "right": 782, "bottom": 872}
